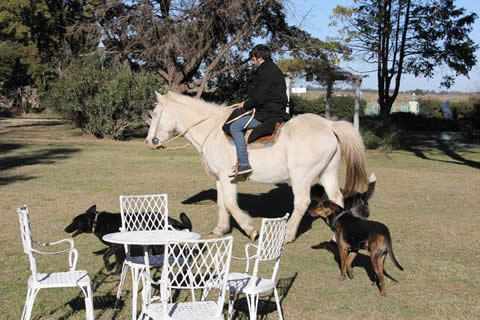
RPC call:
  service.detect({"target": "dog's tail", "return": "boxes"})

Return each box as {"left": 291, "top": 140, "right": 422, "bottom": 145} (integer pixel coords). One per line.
{"left": 364, "top": 172, "right": 376, "bottom": 201}
{"left": 386, "top": 230, "right": 404, "bottom": 271}
{"left": 179, "top": 212, "right": 193, "bottom": 231}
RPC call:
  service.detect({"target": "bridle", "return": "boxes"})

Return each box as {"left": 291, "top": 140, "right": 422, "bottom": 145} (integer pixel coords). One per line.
{"left": 149, "top": 103, "right": 236, "bottom": 151}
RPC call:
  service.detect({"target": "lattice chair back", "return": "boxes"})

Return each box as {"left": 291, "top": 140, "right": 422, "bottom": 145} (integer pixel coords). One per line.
{"left": 17, "top": 205, "right": 38, "bottom": 278}
{"left": 149, "top": 237, "right": 233, "bottom": 317}
{"left": 252, "top": 213, "right": 289, "bottom": 279}
{"left": 120, "top": 194, "right": 169, "bottom": 232}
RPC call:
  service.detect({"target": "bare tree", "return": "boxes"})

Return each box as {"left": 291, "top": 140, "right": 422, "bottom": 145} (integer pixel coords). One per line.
{"left": 94, "top": 0, "right": 290, "bottom": 96}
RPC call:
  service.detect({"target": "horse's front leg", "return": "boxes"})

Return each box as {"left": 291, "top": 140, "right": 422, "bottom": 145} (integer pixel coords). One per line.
{"left": 211, "top": 178, "right": 231, "bottom": 236}
{"left": 285, "top": 173, "right": 312, "bottom": 243}
{"left": 215, "top": 175, "right": 257, "bottom": 241}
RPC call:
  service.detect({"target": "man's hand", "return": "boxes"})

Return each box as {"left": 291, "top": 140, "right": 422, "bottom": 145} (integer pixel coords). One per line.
{"left": 231, "top": 101, "right": 245, "bottom": 109}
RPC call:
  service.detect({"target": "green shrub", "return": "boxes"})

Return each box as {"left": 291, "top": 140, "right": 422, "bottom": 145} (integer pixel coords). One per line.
{"left": 417, "top": 98, "right": 444, "bottom": 118}
{"left": 290, "top": 95, "right": 321, "bottom": 114}
{"left": 451, "top": 98, "right": 480, "bottom": 140}
{"left": 361, "top": 129, "right": 381, "bottom": 149}
{"left": 360, "top": 116, "right": 402, "bottom": 150}
{"left": 41, "top": 56, "right": 164, "bottom": 139}
{"left": 291, "top": 94, "right": 366, "bottom": 121}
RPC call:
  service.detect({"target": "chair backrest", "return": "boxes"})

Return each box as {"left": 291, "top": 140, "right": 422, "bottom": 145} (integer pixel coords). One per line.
{"left": 252, "top": 213, "right": 289, "bottom": 279}
{"left": 120, "top": 194, "right": 169, "bottom": 232}
{"left": 17, "top": 205, "right": 39, "bottom": 277}
{"left": 158, "top": 237, "right": 233, "bottom": 314}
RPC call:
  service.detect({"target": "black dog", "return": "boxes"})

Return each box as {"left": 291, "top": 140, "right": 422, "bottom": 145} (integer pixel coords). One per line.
{"left": 64, "top": 205, "right": 192, "bottom": 274}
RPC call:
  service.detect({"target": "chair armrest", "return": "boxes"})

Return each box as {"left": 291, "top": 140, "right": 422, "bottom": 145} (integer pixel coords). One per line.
{"left": 32, "top": 238, "right": 78, "bottom": 270}
{"left": 31, "top": 247, "right": 79, "bottom": 271}
{"left": 231, "top": 242, "right": 258, "bottom": 273}
{"left": 231, "top": 254, "right": 258, "bottom": 261}
{"left": 34, "top": 237, "right": 75, "bottom": 249}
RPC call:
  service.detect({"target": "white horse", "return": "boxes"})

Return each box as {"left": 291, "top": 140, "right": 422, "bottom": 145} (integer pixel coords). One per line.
{"left": 146, "top": 91, "right": 369, "bottom": 243}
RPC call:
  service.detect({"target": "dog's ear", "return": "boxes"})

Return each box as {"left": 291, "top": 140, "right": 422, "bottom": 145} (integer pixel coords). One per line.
{"left": 86, "top": 205, "right": 97, "bottom": 218}
{"left": 328, "top": 200, "right": 344, "bottom": 212}
{"left": 363, "top": 172, "right": 376, "bottom": 201}
{"left": 179, "top": 212, "right": 192, "bottom": 231}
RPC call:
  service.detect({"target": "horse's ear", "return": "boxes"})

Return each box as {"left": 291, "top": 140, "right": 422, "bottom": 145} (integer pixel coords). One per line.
{"left": 144, "top": 115, "right": 151, "bottom": 126}
{"left": 155, "top": 90, "right": 163, "bottom": 102}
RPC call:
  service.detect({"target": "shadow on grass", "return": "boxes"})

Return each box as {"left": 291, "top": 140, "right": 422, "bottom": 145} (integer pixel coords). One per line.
{"left": 228, "top": 273, "right": 298, "bottom": 320}
{"left": 183, "top": 184, "right": 321, "bottom": 239}
{"left": 0, "top": 143, "right": 23, "bottom": 154}
{"left": 5, "top": 120, "right": 65, "bottom": 129}
{"left": 0, "top": 147, "right": 80, "bottom": 185}
{"left": 400, "top": 132, "right": 480, "bottom": 169}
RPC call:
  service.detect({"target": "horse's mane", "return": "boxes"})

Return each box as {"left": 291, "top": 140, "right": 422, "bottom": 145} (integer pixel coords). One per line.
{"left": 165, "top": 91, "right": 228, "bottom": 114}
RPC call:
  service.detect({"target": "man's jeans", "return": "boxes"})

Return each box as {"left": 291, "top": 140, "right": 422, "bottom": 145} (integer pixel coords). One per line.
{"left": 229, "top": 115, "right": 261, "bottom": 166}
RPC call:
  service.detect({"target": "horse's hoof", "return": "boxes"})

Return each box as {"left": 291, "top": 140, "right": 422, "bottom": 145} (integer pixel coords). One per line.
{"left": 207, "top": 232, "right": 222, "bottom": 239}
{"left": 284, "top": 234, "right": 296, "bottom": 244}
{"left": 249, "top": 230, "right": 258, "bottom": 242}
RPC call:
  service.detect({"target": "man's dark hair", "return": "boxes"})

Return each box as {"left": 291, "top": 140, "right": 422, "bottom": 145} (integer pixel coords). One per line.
{"left": 249, "top": 44, "right": 271, "bottom": 61}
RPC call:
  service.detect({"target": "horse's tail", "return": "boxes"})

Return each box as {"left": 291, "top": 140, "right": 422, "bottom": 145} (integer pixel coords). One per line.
{"left": 331, "top": 121, "right": 369, "bottom": 193}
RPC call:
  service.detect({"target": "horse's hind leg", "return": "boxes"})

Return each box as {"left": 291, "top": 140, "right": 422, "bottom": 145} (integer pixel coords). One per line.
{"left": 319, "top": 149, "right": 344, "bottom": 207}
{"left": 211, "top": 179, "right": 231, "bottom": 236}
{"left": 212, "top": 175, "right": 257, "bottom": 238}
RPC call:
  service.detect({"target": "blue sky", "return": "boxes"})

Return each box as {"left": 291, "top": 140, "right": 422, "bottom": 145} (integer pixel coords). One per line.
{"left": 286, "top": 0, "right": 480, "bottom": 92}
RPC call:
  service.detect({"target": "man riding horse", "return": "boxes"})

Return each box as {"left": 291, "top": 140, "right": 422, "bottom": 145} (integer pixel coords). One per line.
{"left": 223, "top": 44, "right": 290, "bottom": 178}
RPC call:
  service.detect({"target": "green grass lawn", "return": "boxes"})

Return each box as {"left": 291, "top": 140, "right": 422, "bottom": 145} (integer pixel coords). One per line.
{"left": 1, "top": 117, "right": 479, "bottom": 319}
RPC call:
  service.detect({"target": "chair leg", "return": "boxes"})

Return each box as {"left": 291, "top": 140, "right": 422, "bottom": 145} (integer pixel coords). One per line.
{"left": 245, "top": 293, "right": 259, "bottom": 320}
{"left": 82, "top": 283, "right": 95, "bottom": 320}
{"left": 115, "top": 262, "right": 129, "bottom": 308}
{"left": 22, "top": 286, "right": 40, "bottom": 320}
{"left": 273, "top": 286, "right": 284, "bottom": 320}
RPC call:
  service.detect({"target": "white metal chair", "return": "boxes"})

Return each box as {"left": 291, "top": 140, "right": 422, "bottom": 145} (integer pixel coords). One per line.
{"left": 140, "top": 236, "right": 233, "bottom": 320}
{"left": 116, "top": 194, "right": 172, "bottom": 318}
{"left": 17, "top": 205, "right": 94, "bottom": 320}
{"left": 227, "top": 213, "right": 290, "bottom": 320}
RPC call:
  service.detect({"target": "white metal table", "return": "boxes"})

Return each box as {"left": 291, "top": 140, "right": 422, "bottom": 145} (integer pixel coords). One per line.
{"left": 103, "top": 230, "right": 201, "bottom": 319}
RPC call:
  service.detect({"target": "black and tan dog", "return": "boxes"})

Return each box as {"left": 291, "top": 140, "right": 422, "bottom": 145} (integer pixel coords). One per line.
{"left": 310, "top": 200, "right": 403, "bottom": 296}
{"left": 64, "top": 205, "right": 192, "bottom": 274}
{"left": 311, "top": 172, "right": 376, "bottom": 220}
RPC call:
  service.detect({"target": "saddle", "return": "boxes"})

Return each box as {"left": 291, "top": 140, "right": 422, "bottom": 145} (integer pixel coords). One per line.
{"left": 225, "top": 121, "right": 284, "bottom": 147}
{"left": 222, "top": 108, "right": 285, "bottom": 147}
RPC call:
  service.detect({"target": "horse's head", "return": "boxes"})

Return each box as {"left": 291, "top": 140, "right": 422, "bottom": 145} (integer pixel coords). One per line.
{"left": 145, "top": 91, "right": 176, "bottom": 149}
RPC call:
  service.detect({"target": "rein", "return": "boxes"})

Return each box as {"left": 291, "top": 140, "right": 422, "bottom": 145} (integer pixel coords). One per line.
{"left": 152, "top": 104, "right": 237, "bottom": 151}
{"left": 159, "top": 117, "right": 211, "bottom": 150}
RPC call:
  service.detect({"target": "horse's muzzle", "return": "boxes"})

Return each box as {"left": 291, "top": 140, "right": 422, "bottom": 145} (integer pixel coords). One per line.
{"left": 146, "top": 137, "right": 165, "bottom": 150}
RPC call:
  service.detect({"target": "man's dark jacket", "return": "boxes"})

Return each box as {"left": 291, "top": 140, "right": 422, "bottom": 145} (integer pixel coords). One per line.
{"left": 223, "top": 59, "right": 290, "bottom": 143}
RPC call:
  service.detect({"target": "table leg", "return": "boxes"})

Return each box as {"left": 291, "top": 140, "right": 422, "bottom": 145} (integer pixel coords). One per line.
{"left": 139, "top": 245, "right": 151, "bottom": 319}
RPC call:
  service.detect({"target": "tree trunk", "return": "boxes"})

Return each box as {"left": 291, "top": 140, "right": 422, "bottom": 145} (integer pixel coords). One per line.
{"left": 379, "top": 101, "right": 393, "bottom": 120}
